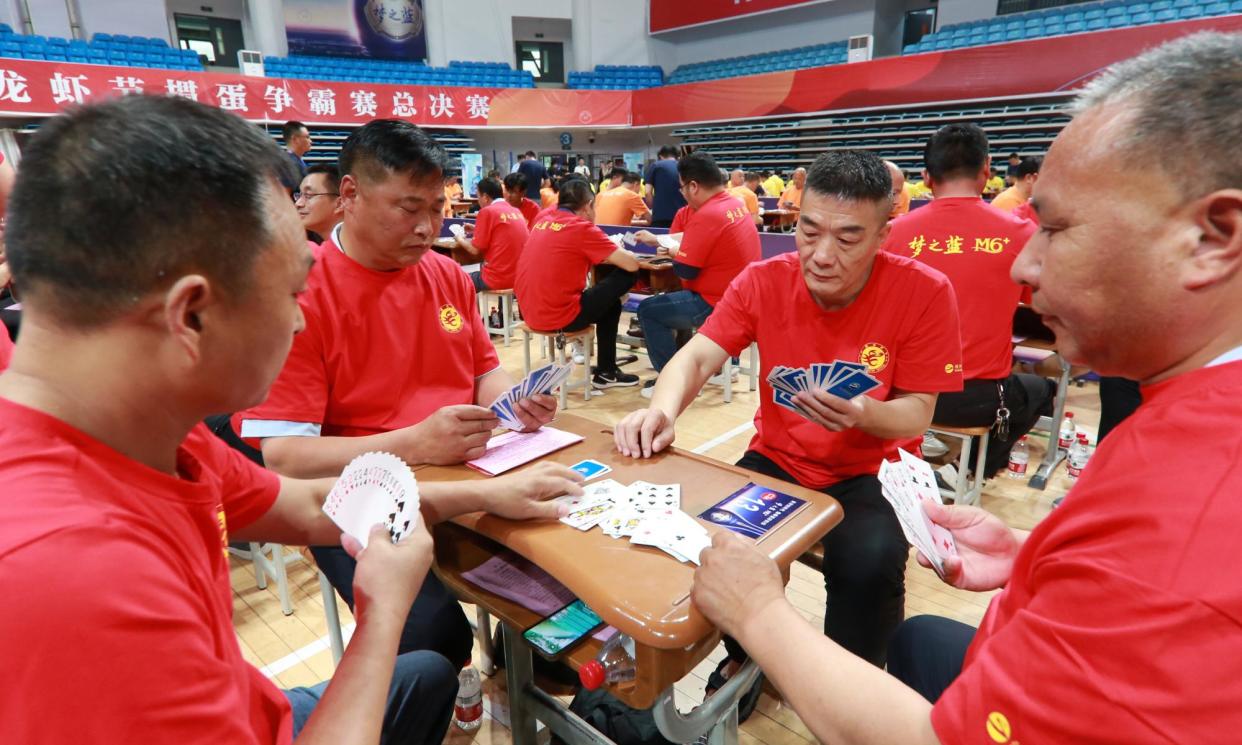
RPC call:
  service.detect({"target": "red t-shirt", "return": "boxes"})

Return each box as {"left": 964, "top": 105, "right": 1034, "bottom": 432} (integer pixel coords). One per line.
{"left": 0, "top": 398, "right": 286, "bottom": 743}
{"left": 241, "top": 233, "right": 499, "bottom": 439}
{"left": 699, "top": 252, "right": 963, "bottom": 488}
{"left": 472, "top": 200, "right": 529, "bottom": 290}
{"left": 884, "top": 197, "right": 1036, "bottom": 380}
{"left": 515, "top": 209, "right": 618, "bottom": 331}
{"left": 0, "top": 322, "right": 13, "bottom": 371}
{"left": 677, "top": 191, "right": 761, "bottom": 306}
{"left": 519, "top": 198, "right": 540, "bottom": 227}
{"left": 670, "top": 205, "right": 692, "bottom": 234}
{"left": 933, "top": 360, "right": 1242, "bottom": 743}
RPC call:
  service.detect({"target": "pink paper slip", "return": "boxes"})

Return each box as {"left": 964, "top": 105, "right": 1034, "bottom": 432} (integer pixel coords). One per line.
{"left": 466, "top": 426, "right": 584, "bottom": 476}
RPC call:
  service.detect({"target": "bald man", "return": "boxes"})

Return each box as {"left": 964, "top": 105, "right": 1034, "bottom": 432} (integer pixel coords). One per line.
{"left": 779, "top": 167, "right": 806, "bottom": 212}
{"left": 886, "top": 160, "right": 910, "bottom": 219}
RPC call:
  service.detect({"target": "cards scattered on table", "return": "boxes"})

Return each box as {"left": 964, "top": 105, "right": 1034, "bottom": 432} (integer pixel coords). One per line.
{"left": 878, "top": 448, "right": 959, "bottom": 577}
{"left": 767, "top": 359, "right": 881, "bottom": 419}
{"left": 554, "top": 478, "right": 707, "bottom": 564}
{"left": 322, "top": 451, "right": 421, "bottom": 548}
{"left": 489, "top": 363, "right": 574, "bottom": 431}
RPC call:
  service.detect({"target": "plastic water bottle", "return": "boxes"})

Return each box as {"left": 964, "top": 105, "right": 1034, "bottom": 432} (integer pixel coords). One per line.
{"left": 1067, "top": 433, "right": 1090, "bottom": 481}
{"left": 578, "top": 633, "right": 636, "bottom": 691}
{"left": 453, "top": 663, "right": 483, "bottom": 732}
{"left": 1058, "top": 411, "right": 1076, "bottom": 450}
{"left": 1006, "top": 436, "right": 1030, "bottom": 479}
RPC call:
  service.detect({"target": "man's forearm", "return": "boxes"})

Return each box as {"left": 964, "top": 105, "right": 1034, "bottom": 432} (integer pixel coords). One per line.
{"left": 737, "top": 599, "right": 940, "bottom": 745}
{"left": 651, "top": 349, "right": 719, "bottom": 421}
{"left": 263, "top": 430, "right": 421, "bottom": 479}
{"left": 419, "top": 480, "right": 487, "bottom": 525}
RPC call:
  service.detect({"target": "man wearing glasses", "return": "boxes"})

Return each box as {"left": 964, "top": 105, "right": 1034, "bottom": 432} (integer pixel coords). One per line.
{"left": 294, "top": 164, "right": 343, "bottom": 246}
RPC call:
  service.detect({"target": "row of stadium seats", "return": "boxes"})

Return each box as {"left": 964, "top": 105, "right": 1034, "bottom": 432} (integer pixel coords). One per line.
{"left": 567, "top": 65, "right": 663, "bottom": 90}
{"left": 264, "top": 55, "right": 535, "bottom": 88}
{"left": 0, "top": 27, "right": 201, "bottom": 70}
{"left": 666, "top": 41, "right": 848, "bottom": 85}
{"left": 905, "top": 0, "right": 1242, "bottom": 53}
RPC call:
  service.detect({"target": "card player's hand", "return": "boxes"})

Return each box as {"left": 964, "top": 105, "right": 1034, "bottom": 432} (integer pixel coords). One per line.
{"left": 614, "top": 408, "right": 675, "bottom": 458}
{"left": 488, "top": 462, "right": 585, "bottom": 521}
{"left": 407, "top": 404, "right": 499, "bottom": 465}
{"left": 343, "top": 521, "right": 433, "bottom": 629}
{"left": 514, "top": 393, "right": 557, "bottom": 432}
{"left": 692, "top": 531, "right": 785, "bottom": 640}
{"left": 633, "top": 230, "right": 659, "bottom": 246}
{"left": 919, "top": 500, "right": 1021, "bottom": 591}
{"left": 793, "top": 388, "right": 866, "bottom": 432}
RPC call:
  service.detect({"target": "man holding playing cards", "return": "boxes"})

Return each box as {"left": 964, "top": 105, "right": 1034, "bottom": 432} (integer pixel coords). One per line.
{"left": 241, "top": 120, "right": 583, "bottom": 668}
{"left": 689, "top": 33, "right": 1242, "bottom": 744}
{"left": 616, "top": 149, "right": 963, "bottom": 691}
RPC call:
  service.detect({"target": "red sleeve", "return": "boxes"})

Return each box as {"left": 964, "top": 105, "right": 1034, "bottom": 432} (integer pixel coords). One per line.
{"left": 241, "top": 299, "right": 330, "bottom": 427}
{"left": 583, "top": 223, "right": 621, "bottom": 265}
{"left": 697, "top": 266, "right": 759, "bottom": 357}
{"left": 0, "top": 529, "right": 279, "bottom": 744}
{"left": 892, "top": 275, "right": 964, "bottom": 393}
{"left": 472, "top": 208, "right": 494, "bottom": 250}
{"left": 184, "top": 424, "right": 279, "bottom": 532}
{"left": 670, "top": 207, "right": 690, "bottom": 233}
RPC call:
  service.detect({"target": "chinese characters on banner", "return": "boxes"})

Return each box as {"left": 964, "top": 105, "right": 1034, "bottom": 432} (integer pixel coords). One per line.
{"left": 0, "top": 59, "right": 631, "bottom": 128}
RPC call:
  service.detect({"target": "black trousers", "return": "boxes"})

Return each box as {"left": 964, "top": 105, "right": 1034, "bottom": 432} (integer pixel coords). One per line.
{"left": 564, "top": 268, "right": 637, "bottom": 372}
{"left": 725, "top": 451, "right": 910, "bottom": 667}
{"left": 932, "top": 373, "right": 1056, "bottom": 477}
{"left": 312, "top": 545, "right": 475, "bottom": 669}
{"left": 886, "top": 615, "right": 975, "bottom": 703}
{"left": 1098, "top": 377, "right": 1142, "bottom": 442}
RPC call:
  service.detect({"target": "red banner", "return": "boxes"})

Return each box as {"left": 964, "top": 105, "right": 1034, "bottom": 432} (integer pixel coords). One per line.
{"left": 0, "top": 61, "right": 632, "bottom": 128}
{"left": 649, "top": 0, "right": 827, "bottom": 34}
{"left": 633, "top": 16, "right": 1242, "bottom": 125}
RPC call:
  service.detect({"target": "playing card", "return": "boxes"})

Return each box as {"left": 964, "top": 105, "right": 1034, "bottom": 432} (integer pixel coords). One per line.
{"left": 559, "top": 500, "right": 616, "bottom": 531}
{"left": 825, "top": 369, "right": 882, "bottom": 400}
{"left": 898, "top": 450, "right": 959, "bottom": 562}
{"left": 570, "top": 459, "right": 612, "bottom": 481}
{"left": 627, "top": 481, "right": 681, "bottom": 511}
{"left": 600, "top": 508, "right": 644, "bottom": 539}
{"left": 322, "top": 452, "right": 421, "bottom": 549}
{"left": 772, "top": 388, "right": 815, "bottom": 420}
{"left": 824, "top": 360, "right": 868, "bottom": 389}
{"left": 448, "top": 223, "right": 465, "bottom": 238}
{"left": 628, "top": 509, "right": 678, "bottom": 547}
{"left": 622, "top": 232, "right": 639, "bottom": 247}
{"left": 654, "top": 510, "right": 712, "bottom": 565}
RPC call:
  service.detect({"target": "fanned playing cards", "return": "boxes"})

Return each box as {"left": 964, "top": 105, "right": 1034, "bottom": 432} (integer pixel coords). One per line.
{"left": 877, "top": 448, "right": 958, "bottom": 577}
{"left": 767, "top": 359, "right": 881, "bottom": 420}
{"left": 489, "top": 363, "right": 574, "bottom": 431}
{"left": 322, "top": 452, "right": 421, "bottom": 549}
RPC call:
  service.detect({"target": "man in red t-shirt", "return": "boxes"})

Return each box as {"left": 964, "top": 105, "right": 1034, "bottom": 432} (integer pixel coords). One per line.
{"left": 0, "top": 96, "right": 575, "bottom": 744}
{"left": 516, "top": 178, "right": 644, "bottom": 388}
{"left": 631, "top": 151, "right": 761, "bottom": 396}
{"left": 454, "top": 176, "right": 528, "bottom": 292}
{"left": 616, "top": 150, "right": 963, "bottom": 697}
{"left": 685, "top": 35, "right": 1242, "bottom": 744}
{"left": 503, "top": 171, "right": 541, "bottom": 227}
{"left": 885, "top": 123, "right": 1055, "bottom": 477}
{"left": 239, "top": 121, "right": 581, "bottom": 668}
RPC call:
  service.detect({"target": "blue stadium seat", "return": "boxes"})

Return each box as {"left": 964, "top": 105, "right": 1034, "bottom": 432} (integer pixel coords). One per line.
{"left": 1044, "top": 21, "right": 1066, "bottom": 34}
{"left": 1129, "top": 10, "right": 1157, "bottom": 22}
{"left": 1204, "top": 0, "right": 1230, "bottom": 11}
{"left": 1065, "top": 20, "right": 1087, "bottom": 32}
{"left": 1229, "top": 0, "right": 1242, "bottom": 12}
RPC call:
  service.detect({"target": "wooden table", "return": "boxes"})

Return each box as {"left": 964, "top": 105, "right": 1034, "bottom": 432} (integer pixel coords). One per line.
{"left": 421, "top": 413, "right": 841, "bottom": 742}
{"left": 432, "top": 236, "right": 477, "bottom": 266}
{"left": 761, "top": 208, "right": 797, "bottom": 232}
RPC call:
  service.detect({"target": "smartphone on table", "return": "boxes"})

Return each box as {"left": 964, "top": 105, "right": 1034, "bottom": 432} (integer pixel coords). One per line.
{"left": 522, "top": 599, "right": 604, "bottom": 659}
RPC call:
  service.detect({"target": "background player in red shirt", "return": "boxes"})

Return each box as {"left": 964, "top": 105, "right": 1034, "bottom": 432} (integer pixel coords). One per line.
{"left": 503, "top": 172, "right": 541, "bottom": 227}
{"left": 885, "top": 123, "right": 1055, "bottom": 478}
{"left": 454, "top": 176, "right": 528, "bottom": 292}
{"left": 632, "top": 151, "right": 761, "bottom": 396}
{"left": 687, "top": 33, "right": 1242, "bottom": 745}
{"left": 616, "top": 150, "right": 963, "bottom": 712}
{"left": 0, "top": 95, "right": 576, "bottom": 745}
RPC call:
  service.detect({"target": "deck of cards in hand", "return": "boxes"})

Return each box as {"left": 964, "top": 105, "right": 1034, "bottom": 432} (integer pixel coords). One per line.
{"left": 555, "top": 477, "right": 711, "bottom": 565}
{"left": 322, "top": 452, "right": 421, "bottom": 548}
{"left": 767, "top": 359, "right": 882, "bottom": 419}
{"left": 877, "top": 449, "right": 959, "bottom": 577}
{"left": 489, "top": 363, "right": 574, "bottom": 431}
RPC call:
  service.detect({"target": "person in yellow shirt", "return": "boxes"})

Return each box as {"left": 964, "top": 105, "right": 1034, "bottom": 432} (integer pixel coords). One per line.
{"left": 442, "top": 176, "right": 462, "bottom": 217}
{"left": 761, "top": 170, "right": 785, "bottom": 198}
{"left": 905, "top": 176, "right": 933, "bottom": 199}
{"left": 984, "top": 168, "right": 1005, "bottom": 196}
{"left": 726, "top": 169, "right": 762, "bottom": 226}
{"left": 884, "top": 160, "right": 910, "bottom": 219}
{"left": 990, "top": 155, "right": 1041, "bottom": 213}
{"left": 779, "top": 167, "right": 806, "bottom": 211}
{"left": 593, "top": 171, "right": 652, "bottom": 226}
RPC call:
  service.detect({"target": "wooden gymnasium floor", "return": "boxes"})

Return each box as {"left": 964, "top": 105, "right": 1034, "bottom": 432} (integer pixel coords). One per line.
{"left": 231, "top": 321, "right": 1099, "bottom": 744}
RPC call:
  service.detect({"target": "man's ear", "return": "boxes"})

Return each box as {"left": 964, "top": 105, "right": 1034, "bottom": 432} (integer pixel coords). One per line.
{"left": 1182, "top": 189, "right": 1242, "bottom": 291}
{"left": 163, "top": 274, "right": 213, "bottom": 364}
{"left": 339, "top": 174, "right": 359, "bottom": 211}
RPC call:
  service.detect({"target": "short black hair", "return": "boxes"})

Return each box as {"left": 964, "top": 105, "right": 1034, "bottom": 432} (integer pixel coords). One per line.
{"left": 305, "top": 163, "right": 340, "bottom": 193}
{"left": 558, "top": 178, "right": 595, "bottom": 212}
{"left": 1013, "top": 156, "right": 1043, "bottom": 179}
{"left": 760, "top": 170, "right": 772, "bottom": 178}
{"left": 282, "top": 120, "right": 307, "bottom": 141}
{"left": 677, "top": 151, "right": 725, "bottom": 188}
{"left": 524, "top": 150, "right": 536, "bottom": 158}
{"left": 339, "top": 119, "right": 449, "bottom": 185}
{"left": 805, "top": 150, "right": 892, "bottom": 211}
{"left": 558, "top": 173, "right": 588, "bottom": 191}
{"left": 503, "top": 172, "right": 527, "bottom": 195}
{"left": 608, "top": 168, "right": 627, "bottom": 181}
{"left": 621, "top": 171, "right": 641, "bottom": 185}
{"left": 476, "top": 177, "right": 503, "bottom": 200}
{"left": 1007, "top": 152, "right": 1020, "bottom": 160}
{"left": 8, "top": 96, "right": 293, "bottom": 327}
{"left": 744, "top": 171, "right": 761, "bottom": 182}
{"left": 658, "top": 145, "right": 679, "bottom": 159}
{"left": 924, "top": 123, "right": 990, "bottom": 182}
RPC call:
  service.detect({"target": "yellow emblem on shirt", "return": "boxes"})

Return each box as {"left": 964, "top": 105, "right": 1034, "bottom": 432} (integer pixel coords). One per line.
{"left": 439, "top": 303, "right": 464, "bottom": 333}
{"left": 859, "top": 342, "right": 889, "bottom": 374}
{"left": 986, "top": 711, "right": 1012, "bottom": 743}
{"left": 217, "top": 506, "right": 229, "bottom": 558}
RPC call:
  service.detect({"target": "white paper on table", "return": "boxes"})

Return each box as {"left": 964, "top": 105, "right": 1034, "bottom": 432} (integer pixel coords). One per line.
{"left": 466, "top": 426, "right": 585, "bottom": 476}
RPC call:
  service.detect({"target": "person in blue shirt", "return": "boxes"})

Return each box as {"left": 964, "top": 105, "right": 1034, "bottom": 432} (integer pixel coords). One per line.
{"left": 516, "top": 150, "right": 547, "bottom": 201}
{"left": 280, "top": 120, "right": 311, "bottom": 196}
{"left": 644, "top": 145, "right": 687, "bottom": 228}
